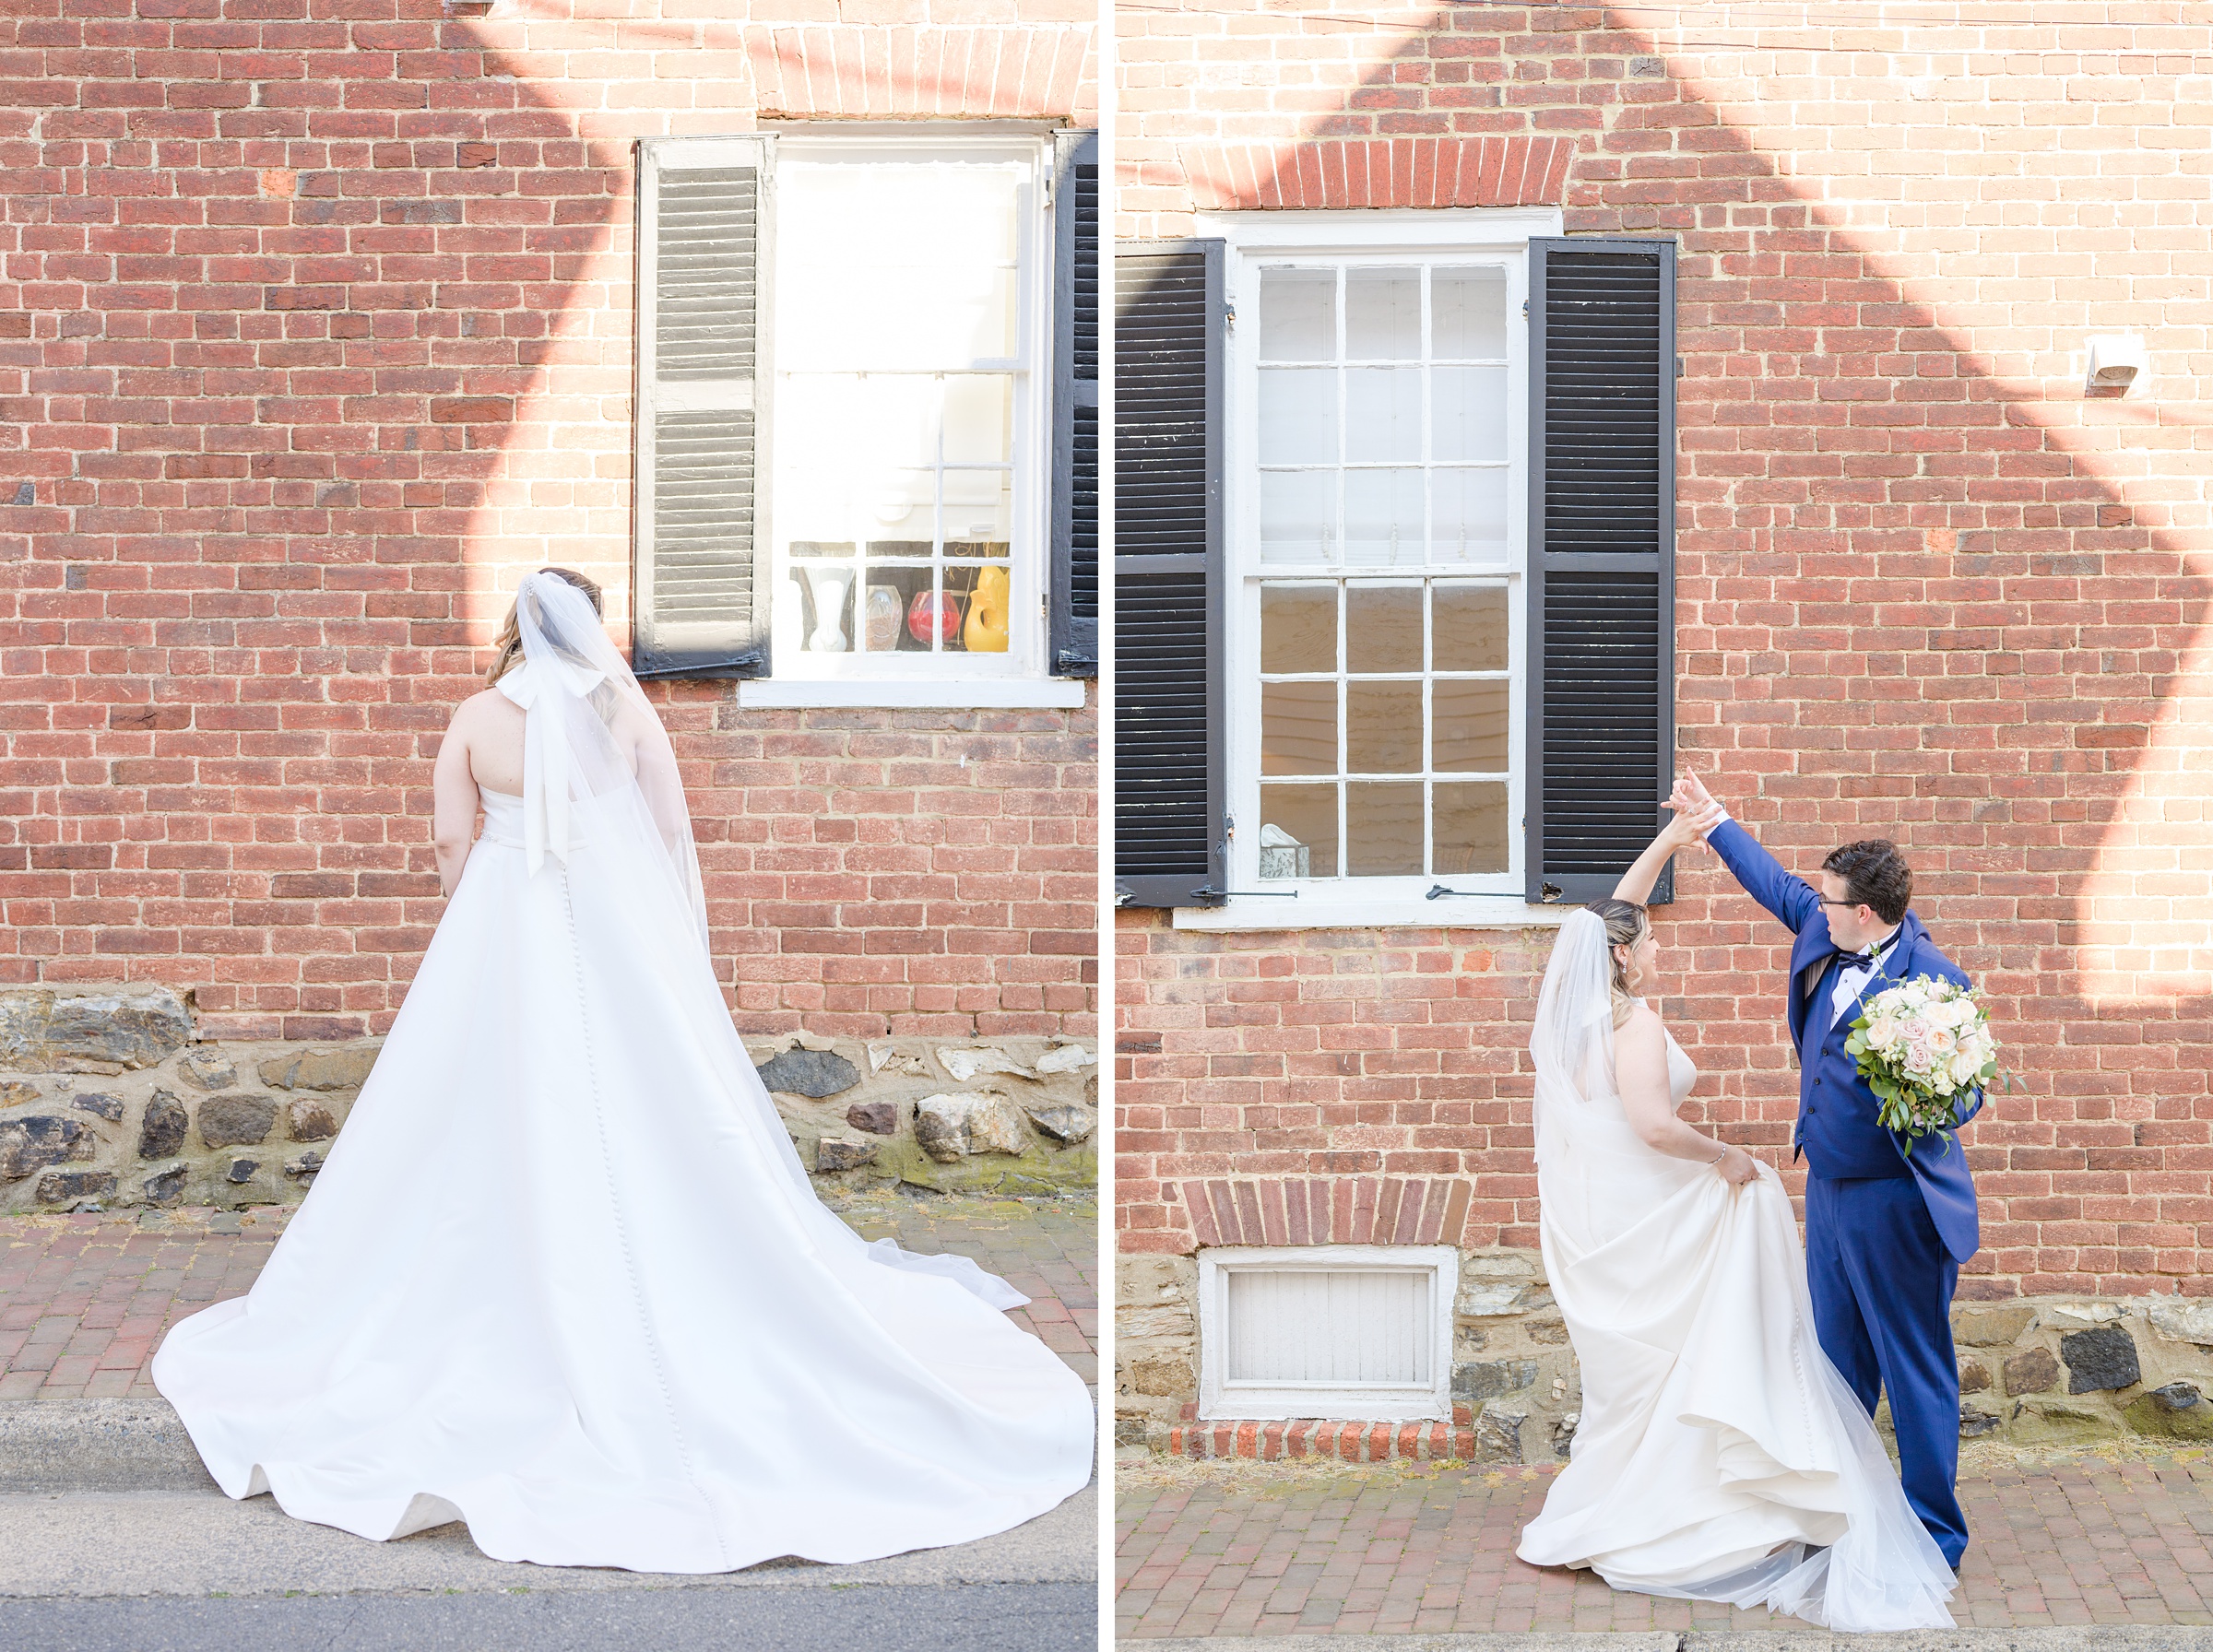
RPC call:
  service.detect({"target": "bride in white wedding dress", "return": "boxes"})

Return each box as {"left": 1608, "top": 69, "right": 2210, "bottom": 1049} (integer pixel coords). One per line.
{"left": 151, "top": 569, "right": 1095, "bottom": 1574}
{"left": 1514, "top": 811, "right": 1957, "bottom": 1632}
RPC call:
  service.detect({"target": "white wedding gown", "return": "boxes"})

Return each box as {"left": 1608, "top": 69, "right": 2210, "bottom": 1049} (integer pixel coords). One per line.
{"left": 151, "top": 582, "right": 1093, "bottom": 1574}
{"left": 1516, "top": 1010, "right": 1958, "bottom": 1632}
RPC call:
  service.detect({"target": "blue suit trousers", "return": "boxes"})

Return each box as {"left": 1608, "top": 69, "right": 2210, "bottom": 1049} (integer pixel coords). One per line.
{"left": 1804, "top": 1174, "right": 1969, "bottom": 1568}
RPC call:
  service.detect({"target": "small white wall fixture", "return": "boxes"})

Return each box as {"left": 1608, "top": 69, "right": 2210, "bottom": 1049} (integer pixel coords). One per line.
{"left": 2085, "top": 335, "right": 2149, "bottom": 396}
{"left": 1197, "top": 1244, "right": 1459, "bottom": 1422}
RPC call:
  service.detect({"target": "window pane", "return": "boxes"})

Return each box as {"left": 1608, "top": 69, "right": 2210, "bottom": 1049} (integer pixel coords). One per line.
{"left": 1430, "top": 469, "right": 1507, "bottom": 562}
{"left": 1343, "top": 468, "right": 1423, "bottom": 566}
{"left": 1259, "top": 785, "right": 1337, "bottom": 879}
{"left": 778, "top": 162, "right": 1020, "bottom": 370}
{"left": 1344, "top": 368, "right": 1422, "bottom": 463}
{"left": 1345, "top": 268, "right": 1419, "bottom": 360}
{"left": 1260, "top": 269, "right": 1335, "bottom": 362}
{"left": 943, "top": 375, "right": 1012, "bottom": 463}
{"left": 1259, "top": 368, "right": 1338, "bottom": 465}
{"left": 1260, "top": 470, "right": 1336, "bottom": 563}
{"left": 1347, "top": 681, "right": 1422, "bottom": 773}
{"left": 1344, "top": 586, "right": 1422, "bottom": 674}
{"left": 1261, "top": 680, "right": 1337, "bottom": 775}
{"left": 1433, "top": 585, "right": 1508, "bottom": 671}
{"left": 1432, "top": 678, "right": 1509, "bottom": 772}
{"left": 1432, "top": 366, "right": 1508, "bottom": 462}
{"left": 1433, "top": 268, "right": 1507, "bottom": 359}
{"left": 1434, "top": 782, "right": 1509, "bottom": 875}
{"left": 1261, "top": 584, "right": 1338, "bottom": 675}
{"left": 942, "top": 468, "right": 1011, "bottom": 551}
{"left": 1346, "top": 782, "right": 1424, "bottom": 875}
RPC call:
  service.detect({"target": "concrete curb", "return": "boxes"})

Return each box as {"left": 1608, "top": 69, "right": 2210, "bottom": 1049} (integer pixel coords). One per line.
{"left": 0, "top": 1399, "right": 216, "bottom": 1493}
{"left": 1121, "top": 1634, "right": 2213, "bottom": 1650}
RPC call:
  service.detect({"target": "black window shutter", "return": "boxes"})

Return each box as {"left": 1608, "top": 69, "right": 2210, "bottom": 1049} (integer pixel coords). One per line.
{"left": 1114, "top": 240, "right": 1226, "bottom": 909}
{"left": 1526, "top": 238, "right": 1676, "bottom": 904}
{"left": 633, "top": 138, "right": 771, "bottom": 679}
{"left": 1049, "top": 131, "right": 1099, "bottom": 678}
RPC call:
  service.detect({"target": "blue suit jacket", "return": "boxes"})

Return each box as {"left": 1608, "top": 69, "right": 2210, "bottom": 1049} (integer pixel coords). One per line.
{"left": 1708, "top": 818, "right": 1982, "bottom": 1263}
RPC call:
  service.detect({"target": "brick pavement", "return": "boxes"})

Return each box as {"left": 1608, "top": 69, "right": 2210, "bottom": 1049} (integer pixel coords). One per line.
{"left": 0, "top": 1192, "right": 1098, "bottom": 1403}
{"left": 1118, "top": 1449, "right": 2213, "bottom": 1638}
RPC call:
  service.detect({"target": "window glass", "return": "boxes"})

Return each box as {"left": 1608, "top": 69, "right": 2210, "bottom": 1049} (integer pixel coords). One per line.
{"left": 1254, "top": 580, "right": 1512, "bottom": 882}
{"left": 774, "top": 155, "right": 1028, "bottom": 664}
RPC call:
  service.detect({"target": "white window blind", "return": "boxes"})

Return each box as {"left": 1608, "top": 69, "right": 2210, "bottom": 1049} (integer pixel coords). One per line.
{"left": 1225, "top": 1268, "right": 1432, "bottom": 1386}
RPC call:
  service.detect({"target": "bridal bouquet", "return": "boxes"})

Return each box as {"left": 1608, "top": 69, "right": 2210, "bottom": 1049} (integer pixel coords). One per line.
{"left": 1843, "top": 975, "right": 2000, "bottom": 1153}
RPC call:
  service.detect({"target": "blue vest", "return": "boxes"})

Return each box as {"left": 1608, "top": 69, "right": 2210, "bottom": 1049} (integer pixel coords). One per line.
{"left": 1797, "top": 955, "right": 1914, "bottom": 1181}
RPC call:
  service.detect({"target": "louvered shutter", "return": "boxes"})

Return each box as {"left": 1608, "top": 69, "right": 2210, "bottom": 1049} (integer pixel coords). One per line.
{"left": 1525, "top": 238, "right": 1677, "bottom": 903}
{"left": 1049, "top": 131, "right": 1099, "bottom": 678}
{"left": 1114, "top": 240, "right": 1226, "bottom": 909}
{"left": 633, "top": 137, "right": 771, "bottom": 678}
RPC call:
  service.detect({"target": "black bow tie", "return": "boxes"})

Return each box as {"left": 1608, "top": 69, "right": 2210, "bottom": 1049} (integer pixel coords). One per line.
{"left": 1841, "top": 939, "right": 1895, "bottom": 967}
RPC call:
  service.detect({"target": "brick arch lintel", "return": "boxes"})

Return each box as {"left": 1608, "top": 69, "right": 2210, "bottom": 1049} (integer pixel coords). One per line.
{"left": 1182, "top": 136, "right": 1575, "bottom": 213}
{"left": 1177, "top": 1175, "right": 1473, "bottom": 1251}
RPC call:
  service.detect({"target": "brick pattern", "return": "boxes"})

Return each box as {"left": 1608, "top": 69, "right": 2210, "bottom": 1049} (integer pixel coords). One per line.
{"left": 1118, "top": 1454, "right": 2213, "bottom": 1637}
{"left": 1163, "top": 1410, "right": 1482, "bottom": 1465}
{"left": 0, "top": 1192, "right": 1098, "bottom": 1399}
{"left": 0, "top": 1, "right": 1098, "bottom": 1044}
{"left": 1184, "top": 135, "right": 1573, "bottom": 210}
{"left": 1115, "top": 2, "right": 2213, "bottom": 1294}
{"left": 1179, "top": 1175, "right": 1473, "bottom": 1250}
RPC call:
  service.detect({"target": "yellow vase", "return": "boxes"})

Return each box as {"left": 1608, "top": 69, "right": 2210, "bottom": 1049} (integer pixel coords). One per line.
{"left": 963, "top": 565, "right": 1011, "bottom": 654}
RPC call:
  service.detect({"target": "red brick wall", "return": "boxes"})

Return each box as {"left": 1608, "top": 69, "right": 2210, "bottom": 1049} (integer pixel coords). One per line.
{"left": 0, "top": 1, "right": 1099, "bottom": 1044}
{"left": 1116, "top": 3, "right": 2213, "bottom": 1296}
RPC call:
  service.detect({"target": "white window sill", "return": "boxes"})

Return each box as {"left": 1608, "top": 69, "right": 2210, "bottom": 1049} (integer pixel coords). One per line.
{"left": 738, "top": 678, "right": 1088, "bottom": 711}
{"left": 1172, "top": 894, "right": 1580, "bottom": 932}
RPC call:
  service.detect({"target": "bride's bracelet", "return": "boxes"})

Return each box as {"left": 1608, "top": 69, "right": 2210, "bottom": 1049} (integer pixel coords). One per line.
{"left": 1706, "top": 1139, "right": 1730, "bottom": 1164}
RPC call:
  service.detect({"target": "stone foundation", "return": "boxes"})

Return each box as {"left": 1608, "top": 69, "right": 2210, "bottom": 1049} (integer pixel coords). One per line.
{"left": 1116, "top": 1246, "right": 2213, "bottom": 1458}
{"left": 0, "top": 988, "right": 1096, "bottom": 1214}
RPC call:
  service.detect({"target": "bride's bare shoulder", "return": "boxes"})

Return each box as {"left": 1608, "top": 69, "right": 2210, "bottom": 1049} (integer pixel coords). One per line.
{"left": 1616, "top": 1000, "right": 1666, "bottom": 1047}
{"left": 447, "top": 688, "right": 519, "bottom": 728}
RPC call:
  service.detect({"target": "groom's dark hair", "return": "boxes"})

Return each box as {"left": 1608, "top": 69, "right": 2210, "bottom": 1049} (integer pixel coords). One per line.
{"left": 1822, "top": 839, "right": 1912, "bottom": 925}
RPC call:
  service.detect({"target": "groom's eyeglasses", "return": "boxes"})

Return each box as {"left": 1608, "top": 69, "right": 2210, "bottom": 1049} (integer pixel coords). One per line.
{"left": 1817, "top": 898, "right": 1867, "bottom": 910}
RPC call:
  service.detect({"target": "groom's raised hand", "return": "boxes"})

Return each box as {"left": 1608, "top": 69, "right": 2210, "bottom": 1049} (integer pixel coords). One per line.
{"left": 1672, "top": 771, "right": 1719, "bottom": 817}
{"left": 1658, "top": 787, "right": 1724, "bottom": 852}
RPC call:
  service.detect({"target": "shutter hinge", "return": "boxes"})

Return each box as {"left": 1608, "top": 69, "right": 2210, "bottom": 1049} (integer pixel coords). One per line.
{"left": 1043, "top": 172, "right": 1053, "bottom": 207}
{"left": 1192, "top": 887, "right": 1298, "bottom": 900}
{"left": 1676, "top": 354, "right": 1686, "bottom": 379}
{"left": 1521, "top": 300, "right": 1530, "bottom": 318}
{"left": 1224, "top": 304, "right": 1236, "bottom": 334}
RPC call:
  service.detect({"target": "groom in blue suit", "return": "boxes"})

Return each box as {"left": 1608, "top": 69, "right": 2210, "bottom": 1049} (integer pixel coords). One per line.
{"left": 1675, "top": 773, "right": 1981, "bottom": 1572}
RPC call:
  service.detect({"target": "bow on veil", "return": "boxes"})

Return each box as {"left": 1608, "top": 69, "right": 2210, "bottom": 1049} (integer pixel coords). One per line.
{"left": 498, "top": 572, "right": 710, "bottom": 953}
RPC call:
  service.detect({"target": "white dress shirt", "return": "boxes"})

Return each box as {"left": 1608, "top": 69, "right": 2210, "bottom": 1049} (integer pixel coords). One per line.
{"left": 1829, "top": 927, "right": 1901, "bottom": 1031}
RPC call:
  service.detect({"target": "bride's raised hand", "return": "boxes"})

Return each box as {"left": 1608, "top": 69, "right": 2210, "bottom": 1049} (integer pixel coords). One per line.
{"left": 1657, "top": 793, "right": 1722, "bottom": 852}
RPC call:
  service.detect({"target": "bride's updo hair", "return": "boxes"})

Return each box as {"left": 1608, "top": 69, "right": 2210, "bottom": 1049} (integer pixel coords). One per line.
{"left": 1584, "top": 897, "right": 1650, "bottom": 1026}
{"left": 488, "top": 568, "right": 603, "bottom": 686}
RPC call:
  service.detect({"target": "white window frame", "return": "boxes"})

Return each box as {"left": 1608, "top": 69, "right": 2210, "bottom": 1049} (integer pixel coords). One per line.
{"left": 729, "top": 127, "right": 1081, "bottom": 711}
{"left": 1197, "top": 1244, "right": 1458, "bottom": 1422}
{"left": 1178, "top": 208, "right": 1571, "bottom": 930}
